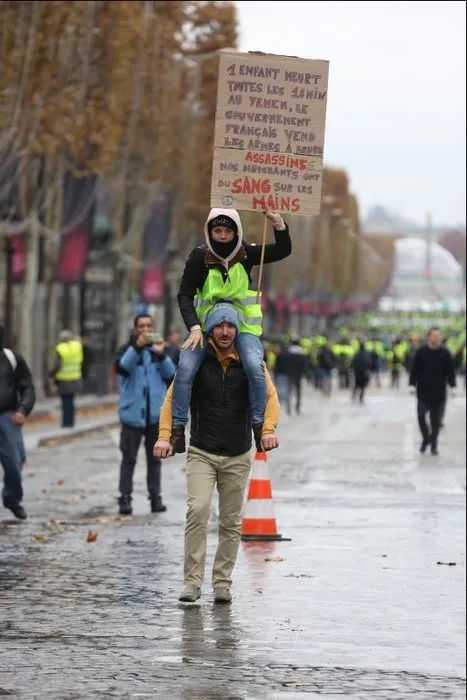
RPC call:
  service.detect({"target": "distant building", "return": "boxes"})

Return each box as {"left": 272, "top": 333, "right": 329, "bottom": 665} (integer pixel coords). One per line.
{"left": 381, "top": 237, "right": 465, "bottom": 312}
{"left": 363, "top": 205, "right": 461, "bottom": 239}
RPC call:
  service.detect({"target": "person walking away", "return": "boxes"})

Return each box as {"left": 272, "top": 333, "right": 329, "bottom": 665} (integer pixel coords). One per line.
{"left": 317, "top": 341, "right": 334, "bottom": 396}
{"left": 409, "top": 327, "right": 456, "bottom": 456}
{"left": 286, "top": 336, "right": 309, "bottom": 414}
{"left": 273, "top": 342, "right": 292, "bottom": 413}
{"left": 351, "top": 342, "right": 371, "bottom": 403}
{"left": 0, "top": 323, "right": 36, "bottom": 519}
{"left": 333, "top": 338, "right": 354, "bottom": 390}
{"left": 365, "top": 337, "right": 382, "bottom": 388}
{"left": 50, "top": 331, "right": 83, "bottom": 428}
{"left": 274, "top": 335, "right": 308, "bottom": 414}
{"left": 115, "top": 316, "right": 175, "bottom": 515}
{"left": 172, "top": 206, "right": 291, "bottom": 453}
{"left": 153, "top": 304, "right": 280, "bottom": 604}
{"left": 388, "top": 339, "right": 406, "bottom": 389}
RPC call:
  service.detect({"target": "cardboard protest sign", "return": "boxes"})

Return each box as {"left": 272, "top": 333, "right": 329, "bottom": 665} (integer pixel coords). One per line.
{"left": 211, "top": 50, "right": 329, "bottom": 216}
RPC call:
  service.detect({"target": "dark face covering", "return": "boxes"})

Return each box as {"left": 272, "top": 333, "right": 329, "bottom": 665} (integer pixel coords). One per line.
{"left": 208, "top": 233, "right": 239, "bottom": 259}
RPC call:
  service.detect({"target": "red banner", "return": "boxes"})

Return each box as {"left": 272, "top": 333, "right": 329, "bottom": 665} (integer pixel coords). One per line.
{"left": 57, "top": 227, "right": 90, "bottom": 283}
{"left": 10, "top": 233, "right": 26, "bottom": 283}
{"left": 140, "top": 262, "right": 165, "bottom": 304}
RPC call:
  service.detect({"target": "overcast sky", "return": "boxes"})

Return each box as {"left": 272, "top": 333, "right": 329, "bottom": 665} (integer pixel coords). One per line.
{"left": 235, "top": 1, "right": 466, "bottom": 227}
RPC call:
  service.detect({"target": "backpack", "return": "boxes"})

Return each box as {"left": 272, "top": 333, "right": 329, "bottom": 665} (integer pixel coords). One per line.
{"left": 3, "top": 348, "right": 17, "bottom": 373}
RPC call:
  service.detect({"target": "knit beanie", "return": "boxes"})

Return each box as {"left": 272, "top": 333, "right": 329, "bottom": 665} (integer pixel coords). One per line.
{"left": 205, "top": 303, "right": 240, "bottom": 336}
{"left": 208, "top": 215, "right": 238, "bottom": 235}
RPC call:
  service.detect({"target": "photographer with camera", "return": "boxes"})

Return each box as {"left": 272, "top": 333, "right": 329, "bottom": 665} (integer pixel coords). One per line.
{"left": 114, "top": 314, "right": 176, "bottom": 515}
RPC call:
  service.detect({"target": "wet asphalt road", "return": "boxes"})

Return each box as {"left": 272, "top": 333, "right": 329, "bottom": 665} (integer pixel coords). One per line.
{"left": 1, "top": 382, "right": 466, "bottom": 699}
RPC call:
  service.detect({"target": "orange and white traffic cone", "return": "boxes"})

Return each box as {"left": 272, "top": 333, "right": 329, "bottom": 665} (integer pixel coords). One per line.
{"left": 241, "top": 450, "right": 291, "bottom": 542}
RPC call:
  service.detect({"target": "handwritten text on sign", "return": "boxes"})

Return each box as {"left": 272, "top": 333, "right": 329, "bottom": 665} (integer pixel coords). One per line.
{"left": 211, "top": 51, "right": 329, "bottom": 216}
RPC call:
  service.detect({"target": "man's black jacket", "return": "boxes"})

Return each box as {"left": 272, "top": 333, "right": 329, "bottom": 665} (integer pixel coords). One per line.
{"left": 0, "top": 350, "right": 36, "bottom": 415}
{"left": 189, "top": 345, "right": 252, "bottom": 456}
{"left": 409, "top": 344, "right": 456, "bottom": 404}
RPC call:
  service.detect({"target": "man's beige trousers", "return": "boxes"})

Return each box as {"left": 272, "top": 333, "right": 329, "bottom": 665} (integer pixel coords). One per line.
{"left": 184, "top": 445, "right": 251, "bottom": 589}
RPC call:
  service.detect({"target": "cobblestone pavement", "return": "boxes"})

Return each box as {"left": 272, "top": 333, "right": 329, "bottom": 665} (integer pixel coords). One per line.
{"left": 1, "top": 382, "right": 466, "bottom": 700}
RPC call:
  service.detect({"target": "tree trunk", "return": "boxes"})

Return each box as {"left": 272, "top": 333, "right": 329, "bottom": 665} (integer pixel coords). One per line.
{"left": 20, "top": 215, "right": 40, "bottom": 369}
{"left": 42, "top": 155, "right": 65, "bottom": 395}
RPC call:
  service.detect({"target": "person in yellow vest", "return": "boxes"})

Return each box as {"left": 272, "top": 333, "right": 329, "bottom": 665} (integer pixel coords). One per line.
{"left": 172, "top": 207, "right": 291, "bottom": 454}
{"left": 387, "top": 339, "right": 406, "bottom": 389}
{"left": 50, "top": 330, "right": 84, "bottom": 428}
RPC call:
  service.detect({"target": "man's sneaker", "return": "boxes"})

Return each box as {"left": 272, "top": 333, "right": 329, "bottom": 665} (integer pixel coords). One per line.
{"left": 171, "top": 426, "right": 186, "bottom": 454}
{"left": 151, "top": 497, "right": 167, "bottom": 513}
{"left": 420, "top": 436, "right": 431, "bottom": 454}
{"left": 118, "top": 495, "right": 132, "bottom": 516}
{"left": 431, "top": 447, "right": 439, "bottom": 456}
{"left": 252, "top": 424, "right": 263, "bottom": 452}
{"left": 179, "top": 584, "right": 201, "bottom": 602}
{"left": 213, "top": 587, "right": 232, "bottom": 604}
{"left": 7, "top": 504, "right": 27, "bottom": 520}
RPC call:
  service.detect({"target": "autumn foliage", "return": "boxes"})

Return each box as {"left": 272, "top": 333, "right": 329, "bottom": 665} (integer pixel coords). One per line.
{"left": 240, "top": 167, "right": 388, "bottom": 302}
{"left": 0, "top": 0, "right": 386, "bottom": 350}
{"left": 0, "top": 1, "right": 237, "bottom": 229}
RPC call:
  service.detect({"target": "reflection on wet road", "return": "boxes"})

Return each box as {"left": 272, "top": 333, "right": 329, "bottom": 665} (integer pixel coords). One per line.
{"left": 1, "top": 386, "right": 465, "bottom": 698}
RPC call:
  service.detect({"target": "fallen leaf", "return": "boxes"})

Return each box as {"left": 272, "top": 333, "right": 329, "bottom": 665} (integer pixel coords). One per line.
{"left": 41, "top": 489, "right": 49, "bottom": 494}
{"left": 255, "top": 588, "right": 264, "bottom": 594}
{"left": 57, "top": 479, "right": 65, "bottom": 486}
{"left": 265, "top": 557, "right": 284, "bottom": 562}
{"left": 87, "top": 531, "right": 98, "bottom": 543}
{"left": 437, "top": 561, "right": 457, "bottom": 566}
{"left": 26, "top": 472, "right": 35, "bottom": 478}
{"left": 282, "top": 681, "right": 300, "bottom": 688}
{"left": 32, "top": 534, "right": 46, "bottom": 541}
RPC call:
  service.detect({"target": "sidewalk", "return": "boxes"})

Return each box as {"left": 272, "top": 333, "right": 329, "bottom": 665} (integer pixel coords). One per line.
{"left": 23, "top": 394, "right": 119, "bottom": 449}
{"left": 28, "top": 393, "right": 118, "bottom": 423}
{"left": 23, "top": 414, "right": 121, "bottom": 450}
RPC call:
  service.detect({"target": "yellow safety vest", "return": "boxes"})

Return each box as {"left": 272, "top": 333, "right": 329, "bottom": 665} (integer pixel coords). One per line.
{"left": 194, "top": 264, "right": 262, "bottom": 336}
{"left": 55, "top": 340, "right": 83, "bottom": 382}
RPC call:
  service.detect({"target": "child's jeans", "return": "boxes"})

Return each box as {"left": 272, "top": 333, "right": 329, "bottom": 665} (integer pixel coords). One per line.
{"left": 172, "top": 332, "right": 266, "bottom": 427}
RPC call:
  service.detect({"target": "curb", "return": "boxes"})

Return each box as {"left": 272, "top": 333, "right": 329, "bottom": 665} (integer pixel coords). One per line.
{"left": 27, "top": 398, "right": 118, "bottom": 427}
{"left": 25, "top": 418, "right": 120, "bottom": 450}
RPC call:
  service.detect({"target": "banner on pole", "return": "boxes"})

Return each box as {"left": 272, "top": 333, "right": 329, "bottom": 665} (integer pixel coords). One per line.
{"left": 211, "top": 50, "right": 329, "bottom": 216}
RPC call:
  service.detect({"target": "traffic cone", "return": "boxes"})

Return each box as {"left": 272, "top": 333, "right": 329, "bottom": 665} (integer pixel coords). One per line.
{"left": 241, "top": 451, "right": 291, "bottom": 542}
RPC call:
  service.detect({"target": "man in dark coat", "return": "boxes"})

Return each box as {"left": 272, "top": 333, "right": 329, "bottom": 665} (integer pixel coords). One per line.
{"left": 0, "top": 323, "right": 36, "bottom": 519}
{"left": 351, "top": 341, "right": 372, "bottom": 404}
{"left": 409, "top": 327, "right": 456, "bottom": 455}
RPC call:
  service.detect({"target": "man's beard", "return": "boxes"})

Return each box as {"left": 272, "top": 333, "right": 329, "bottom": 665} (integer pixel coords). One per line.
{"left": 213, "top": 335, "right": 233, "bottom": 349}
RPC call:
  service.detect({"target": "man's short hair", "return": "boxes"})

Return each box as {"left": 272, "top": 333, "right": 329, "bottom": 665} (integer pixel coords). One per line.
{"left": 59, "top": 330, "right": 74, "bottom": 342}
{"left": 133, "top": 314, "right": 152, "bottom": 327}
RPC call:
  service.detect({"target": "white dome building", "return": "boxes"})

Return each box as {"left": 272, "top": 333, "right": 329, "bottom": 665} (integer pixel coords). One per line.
{"left": 384, "top": 237, "right": 465, "bottom": 312}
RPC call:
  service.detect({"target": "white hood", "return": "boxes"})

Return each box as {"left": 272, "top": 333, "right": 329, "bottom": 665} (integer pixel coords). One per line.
{"left": 204, "top": 208, "right": 244, "bottom": 268}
